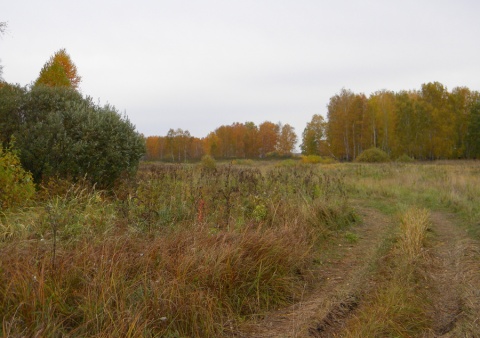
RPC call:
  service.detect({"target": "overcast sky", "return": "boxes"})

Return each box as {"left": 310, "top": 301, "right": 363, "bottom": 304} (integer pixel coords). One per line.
{"left": 2, "top": 0, "right": 480, "bottom": 139}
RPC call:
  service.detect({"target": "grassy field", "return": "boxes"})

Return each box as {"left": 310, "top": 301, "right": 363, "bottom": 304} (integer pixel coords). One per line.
{"left": 1, "top": 160, "right": 479, "bottom": 337}
{"left": 339, "top": 161, "right": 480, "bottom": 236}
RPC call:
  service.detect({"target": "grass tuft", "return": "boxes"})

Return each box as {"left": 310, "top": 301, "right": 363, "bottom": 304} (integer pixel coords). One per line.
{"left": 399, "top": 207, "right": 430, "bottom": 261}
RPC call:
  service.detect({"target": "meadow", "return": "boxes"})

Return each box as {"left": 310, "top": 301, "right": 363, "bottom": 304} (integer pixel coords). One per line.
{"left": 1, "top": 159, "right": 479, "bottom": 337}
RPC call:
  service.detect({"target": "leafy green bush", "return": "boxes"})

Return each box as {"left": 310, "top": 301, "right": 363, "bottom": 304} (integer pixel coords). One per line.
{"left": 301, "top": 155, "right": 321, "bottom": 164}
{"left": 396, "top": 154, "right": 415, "bottom": 163}
{"left": 200, "top": 154, "right": 216, "bottom": 170}
{"left": 265, "top": 151, "right": 294, "bottom": 159}
{"left": 355, "top": 147, "right": 390, "bottom": 163}
{"left": 0, "top": 83, "right": 25, "bottom": 146}
{"left": 12, "top": 86, "right": 145, "bottom": 188}
{"left": 0, "top": 144, "right": 35, "bottom": 209}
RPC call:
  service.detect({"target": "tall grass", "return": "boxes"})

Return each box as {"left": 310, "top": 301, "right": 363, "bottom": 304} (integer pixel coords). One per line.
{"left": 398, "top": 207, "right": 430, "bottom": 261}
{"left": 0, "top": 163, "right": 355, "bottom": 337}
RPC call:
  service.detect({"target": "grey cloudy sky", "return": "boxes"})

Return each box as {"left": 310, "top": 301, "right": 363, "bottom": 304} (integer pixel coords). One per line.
{"left": 2, "top": 0, "right": 480, "bottom": 139}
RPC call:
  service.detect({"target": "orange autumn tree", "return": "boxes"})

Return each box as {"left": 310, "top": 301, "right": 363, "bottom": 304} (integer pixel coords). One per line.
{"left": 145, "top": 136, "right": 164, "bottom": 160}
{"left": 258, "top": 121, "right": 280, "bottom": 158}
{"left": 34, "top": 49, "right": 82, "bottom": 90}
{"left": 367, "top": 90, "right": 396, "bottom": 154}
{"left": 276, "top": 123, "right": 297, "bottom": 156}
{"left": 243, "top": 122, "right": 259, "bottom": 158}
{"left": 326, "top": 89, "right": 358, "bottom": 161}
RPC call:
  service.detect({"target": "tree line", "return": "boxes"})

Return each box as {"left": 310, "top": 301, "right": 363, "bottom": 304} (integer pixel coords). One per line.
{"left": 145, "top": 121, "right": 298, "bottom": 161}
{"left": 324, "top": 84, "right": 480, "bottom": 160}
{"left": 146, "top": 82, "right": 480, "bottom": 162}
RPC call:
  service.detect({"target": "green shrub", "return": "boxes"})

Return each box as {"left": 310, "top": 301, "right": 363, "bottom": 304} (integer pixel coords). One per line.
{"left": 200, "top": 155, "right": 216, "bottom": 170}
{"left": 0, "top": 144, "right": 35, "bottom": 209}
{"left": 0, "top": 83, "right": 25, "bottom": 146}
{"left": 14, "top": 86, "right": 145, "bottom": 188}
{"left": 301, "top": 155, "right": 321, "bottom": 164}
{"left": 355, "top": 147, "right": 390, "bottom": 163}
{"left": 396, "top": 154, "right": 415, "bottom": 163}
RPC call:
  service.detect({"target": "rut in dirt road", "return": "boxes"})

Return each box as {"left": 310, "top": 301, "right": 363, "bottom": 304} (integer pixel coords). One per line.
{"left": 231, "top": 207, "right": 394, "bottom": 338}
{"left": 425, "top": 212, "right": 480, "bottom": 337}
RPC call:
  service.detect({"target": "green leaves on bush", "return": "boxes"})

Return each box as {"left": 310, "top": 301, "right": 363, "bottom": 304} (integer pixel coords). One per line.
{"left": 355, "top": 147, "right": 390, "bottom": 163}
{"left": 301, "top": 155, "right": 337, "bottom": 164}
{"left": 0, "top": 144, "right": 35, "bottom": 209}
{"left": 0, "top": 85, "right": 145, "bottom": 188}
{"left": 396, "top": 154, "right": 415, "bottom": 163}
{"left": 0, "top": 83, "right": 25, "bottom": 146}
{"left": 200, "top": 154, "right": 216, "bottom": 170}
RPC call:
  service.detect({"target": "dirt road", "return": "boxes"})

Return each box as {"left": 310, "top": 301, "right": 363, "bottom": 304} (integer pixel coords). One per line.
{"left": 231, "top": 208, "right": 480, "bottom": 337}
{"left": 232, "top": 206, "right": 395, "bottom": 337}
{"left": 425, "top": 212, "right": 480, "bottom": 337}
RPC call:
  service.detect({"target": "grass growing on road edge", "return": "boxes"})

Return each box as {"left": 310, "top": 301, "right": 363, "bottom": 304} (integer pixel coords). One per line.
{"left": 341, "top": 207, "right": 431, "bottom": 337}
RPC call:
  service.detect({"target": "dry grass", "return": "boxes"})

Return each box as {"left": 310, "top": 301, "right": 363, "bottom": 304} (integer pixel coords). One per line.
{"left": 398, "top": 207, "right": 430, "bottom": 261}
{"left": 341, "top": 207, "right": 432, "bottom": 337}
{"left": 336, "top": 161, "right": 480, "bottom": 337}
{"left": 3, "top": 161, "right": 479, "bottom": 336}
{"left": 0, "top": 163, "right": 354, "bottom": 337}
{"left": 0, "top": 216, "right": 316, "bottom": 337}
{"left": 338, "top": 162, "right": 480, "bottom": 236}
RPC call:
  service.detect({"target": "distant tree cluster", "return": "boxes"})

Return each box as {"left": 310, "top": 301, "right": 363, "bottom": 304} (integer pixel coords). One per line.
{"left": 147, "top": 81, "right": 480, "bottom": 163}
{"left": 146, "top": 129, "right": 204, "bottom": 162}
{"left": 0, "top": 49, "right": 145, "bottom": 188}
{"left": 324, "top": 83, "right": 480, "bottom": 160}
{"left": 145, "top": 121, "right": 298, "bottom": 162}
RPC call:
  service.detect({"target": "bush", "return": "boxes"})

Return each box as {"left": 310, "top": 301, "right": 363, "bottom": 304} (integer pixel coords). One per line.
{"left": 396, "top": 154, "right": 415, "bottom": 163}
{"left": 13, "top": 86, "right": 145, "bottom": 188}
{"left": 0, "top": 83, "right": 25, "bottom": 146}
{"left": 200, "top": 154, "right": 216, "bottom": 170}
{"left": 355, "top": 147, "right": 390, "bottom": 163}
{"left": 301, "top": 155, "right": 321, "bottom": 164}
{"left": 265, "top": 151, "right": 293, "bottom": 159}
{"left": 0, "top": 144, "right": 35, "bottom": 209}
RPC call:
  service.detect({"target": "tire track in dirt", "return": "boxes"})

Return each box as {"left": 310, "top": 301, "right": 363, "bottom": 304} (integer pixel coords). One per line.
{"left": 231, "top": 206, "right": 395, "bottom": 338}
{"left": 424, "top": 212, "right": 480, "bottom": 337}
